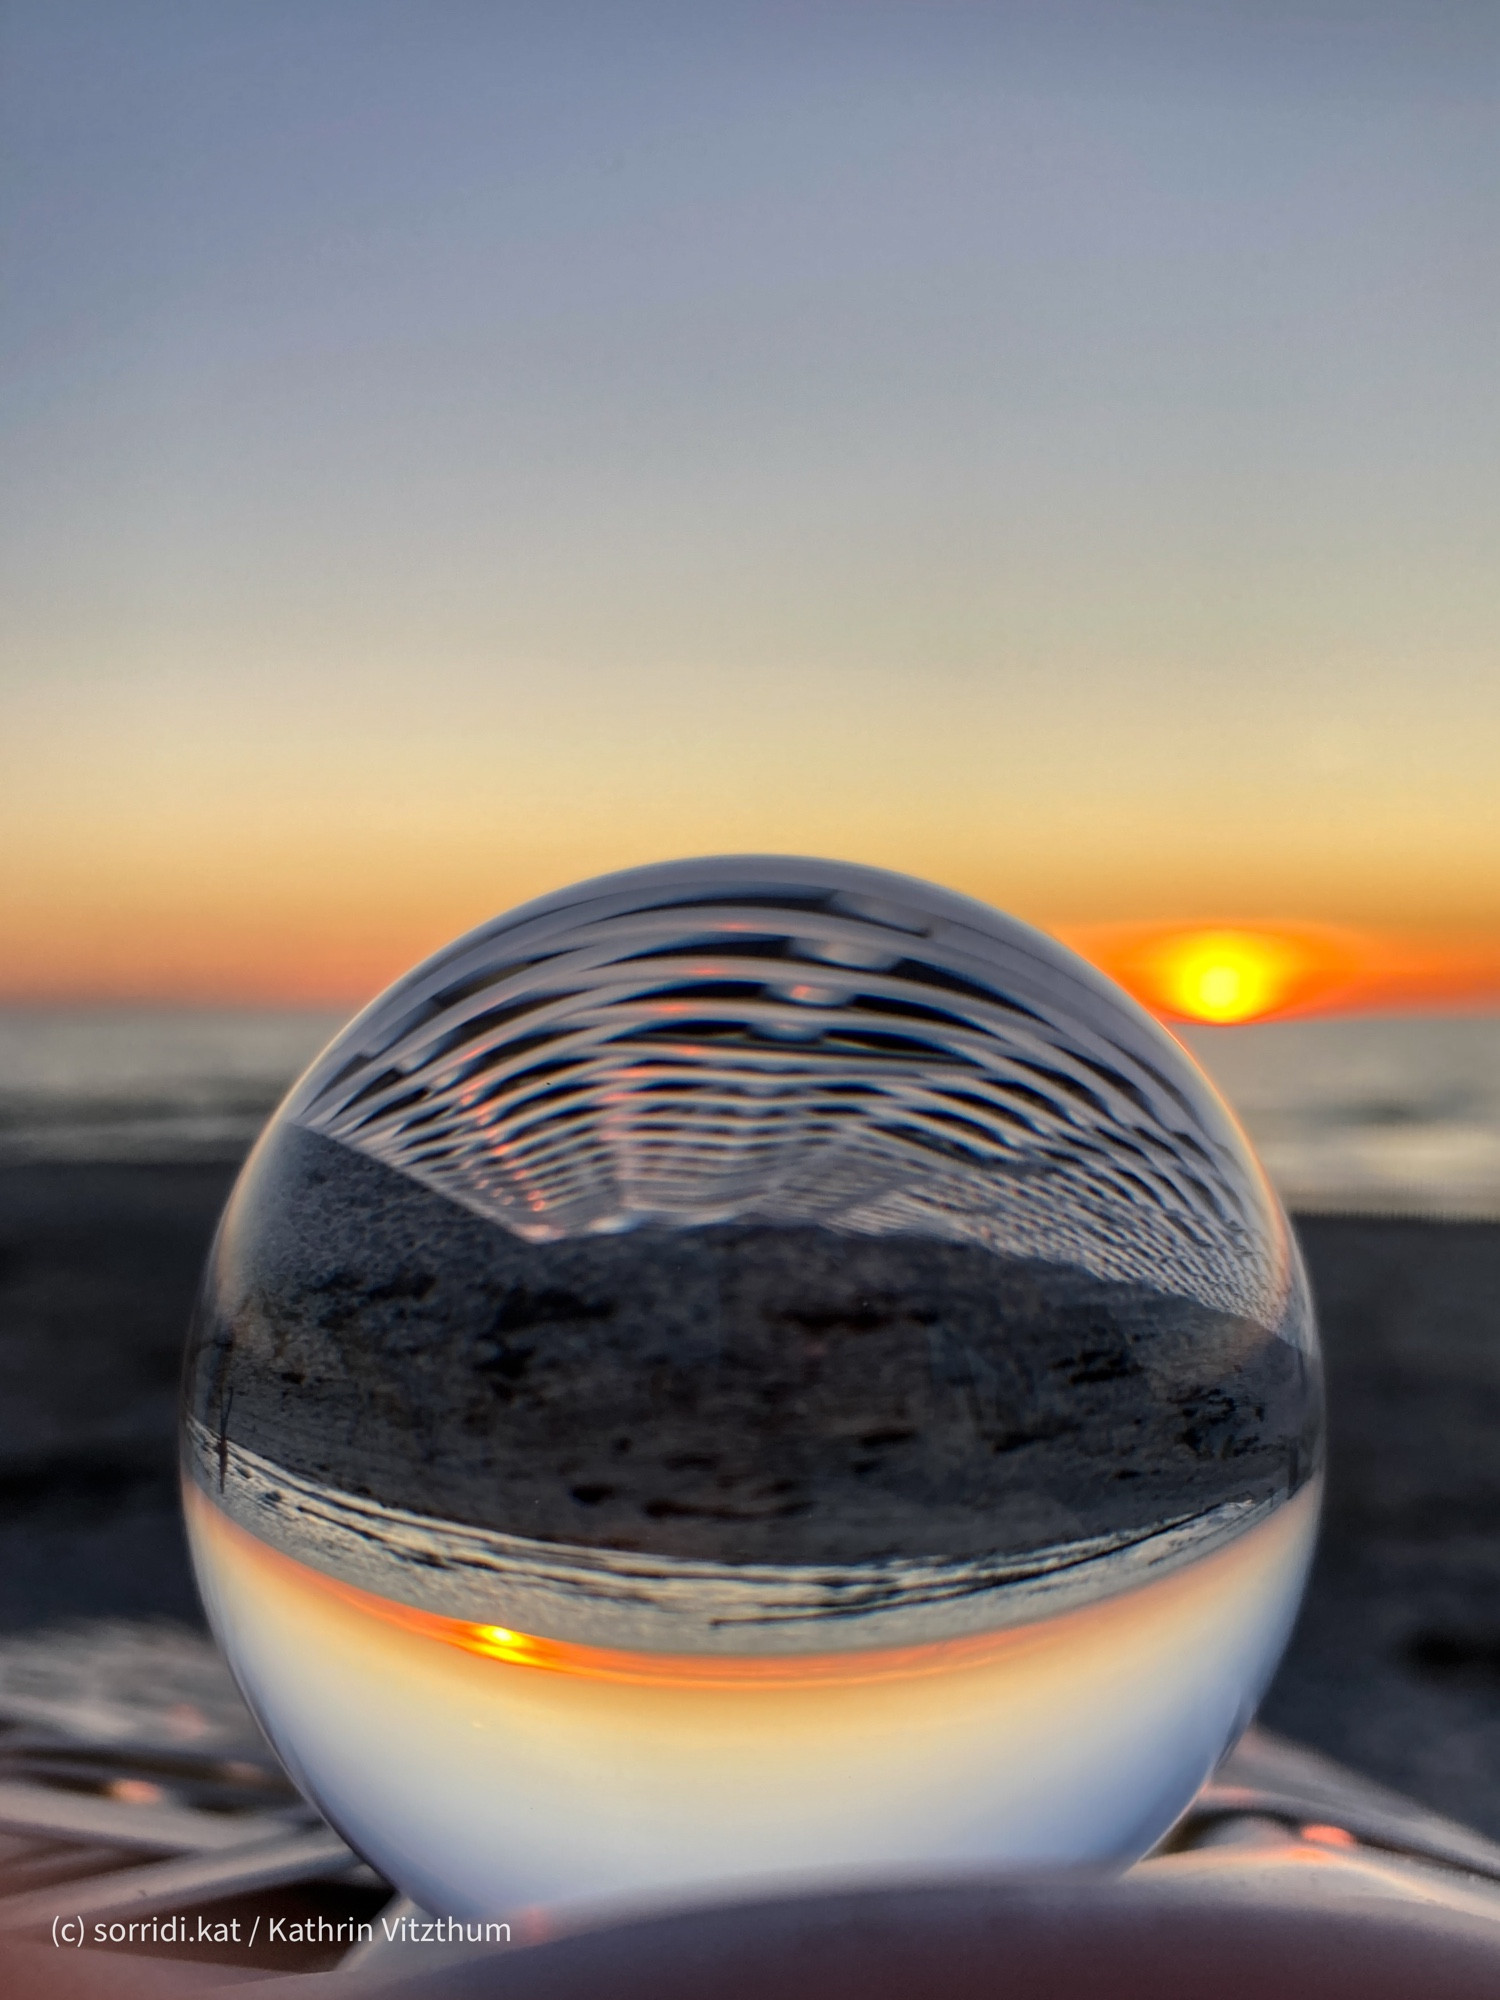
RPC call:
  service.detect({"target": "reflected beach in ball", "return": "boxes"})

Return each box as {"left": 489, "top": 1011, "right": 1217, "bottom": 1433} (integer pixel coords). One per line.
{"left": 182, "top": 857, "right": 1322, "bottom": 1919}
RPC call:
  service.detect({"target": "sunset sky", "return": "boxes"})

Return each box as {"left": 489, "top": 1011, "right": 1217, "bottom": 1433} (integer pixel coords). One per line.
{"left": 3, "top": 4, "right": 1497, "bottom": 1008}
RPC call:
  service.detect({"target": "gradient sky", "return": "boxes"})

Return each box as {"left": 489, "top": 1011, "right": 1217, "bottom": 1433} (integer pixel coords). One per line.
{"left": 3, "top": 3, "right": 1497, "bottom": 1001}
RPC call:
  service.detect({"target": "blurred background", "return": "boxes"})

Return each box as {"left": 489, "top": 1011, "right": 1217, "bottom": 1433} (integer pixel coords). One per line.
{"left": 2, "top": 0, "right": 1499, "bottom": 1837}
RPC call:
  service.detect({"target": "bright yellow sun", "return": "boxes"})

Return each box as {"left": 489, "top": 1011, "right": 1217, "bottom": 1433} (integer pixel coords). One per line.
{"left": 1060, "top": 920, "right": 1500, "bottom": 1024}
{"left": 1150, "top": 929, "right": 1307, "bottom": 1023}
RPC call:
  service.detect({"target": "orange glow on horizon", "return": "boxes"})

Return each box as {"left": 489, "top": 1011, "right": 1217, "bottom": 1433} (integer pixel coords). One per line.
{"left": 4, "top": 861, "right": 1499, "bottom": 1021}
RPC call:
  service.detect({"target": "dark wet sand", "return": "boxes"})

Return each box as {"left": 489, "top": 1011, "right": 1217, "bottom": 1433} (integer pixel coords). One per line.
{"left": 3, "top": 1160, "right": 1500, "bottom": 1834}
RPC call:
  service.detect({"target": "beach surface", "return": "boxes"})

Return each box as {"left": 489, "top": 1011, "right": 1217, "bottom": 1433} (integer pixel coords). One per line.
{"left": 2, "top": 1159, "right": 1499, "bottom": 1835}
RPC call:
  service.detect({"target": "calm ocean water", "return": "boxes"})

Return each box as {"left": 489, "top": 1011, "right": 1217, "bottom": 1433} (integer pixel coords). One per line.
{"left": 0, "top": 1006, "right": 1497, "bottom": 1218}
{"left": 0, "top": 1008, "right": 344, "bottom": 1166}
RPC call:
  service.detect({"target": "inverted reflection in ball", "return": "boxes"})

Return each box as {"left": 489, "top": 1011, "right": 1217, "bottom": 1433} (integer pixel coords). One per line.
{"left": 182, "top": 857, "right": 1321, "bottom": 1918}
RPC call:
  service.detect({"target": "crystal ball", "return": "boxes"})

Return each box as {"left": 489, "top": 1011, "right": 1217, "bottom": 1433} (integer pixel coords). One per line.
{"left": 182, "top": 857, "right": 1322, "bottom": 1920}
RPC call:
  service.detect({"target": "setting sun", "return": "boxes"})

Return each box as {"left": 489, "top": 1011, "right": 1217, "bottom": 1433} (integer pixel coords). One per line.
{"left": 1057, "top": 923, "right": 1365, "bottom": 1025}
{"left": 1058, "top": 922, "right": 1500, "bottom": 1025}
{"left": 1149, "top": 930, "right": 1309, "bottom": 1024}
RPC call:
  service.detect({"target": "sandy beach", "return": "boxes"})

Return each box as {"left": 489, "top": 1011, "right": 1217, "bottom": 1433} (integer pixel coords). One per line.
{"left": 2, "top": 1159, "right": 1499, "bottom": 1835}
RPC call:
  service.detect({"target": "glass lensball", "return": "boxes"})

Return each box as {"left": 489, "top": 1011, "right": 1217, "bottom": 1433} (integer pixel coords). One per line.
{"left": 181, "top": 857, "right": 1322, "bottom": 1920}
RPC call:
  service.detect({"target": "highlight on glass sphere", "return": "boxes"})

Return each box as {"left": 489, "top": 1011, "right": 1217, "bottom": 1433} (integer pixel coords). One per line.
{"left": 181, "top": 856, "right": 1322, "bottom": 1921}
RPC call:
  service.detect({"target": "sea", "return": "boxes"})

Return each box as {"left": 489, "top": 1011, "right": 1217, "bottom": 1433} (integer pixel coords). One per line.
{"left": 0, "top": 1005, "right": 1497, "bottom": 1219}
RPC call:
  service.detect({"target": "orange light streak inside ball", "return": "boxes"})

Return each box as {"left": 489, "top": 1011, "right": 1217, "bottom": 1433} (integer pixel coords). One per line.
{"left": 190, "top": 1493, "right": 1060, "bottom": 1690}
